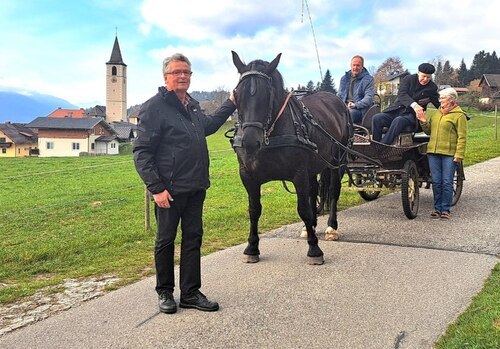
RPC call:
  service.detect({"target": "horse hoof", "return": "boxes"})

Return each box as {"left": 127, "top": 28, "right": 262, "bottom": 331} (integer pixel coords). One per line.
{"left": 307, "top": 256, "right": 324, "bottom": 265}
{"left": 325, "top": 227, "right": 339, "bottom": 241}
{"left": 300, "top": 226, "right": 308, "bottom": 238}
{"left": 243, "top": 254, "right": 259, "bottom": 263}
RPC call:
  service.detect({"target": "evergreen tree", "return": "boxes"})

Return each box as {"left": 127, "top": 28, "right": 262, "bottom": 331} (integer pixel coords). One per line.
{"left": 306, "top": 80, "right": 315, "bottom": 91}
{"left": 319, "top": 69, "right": 337, "bottom": 94}
{"left": 441, "top": 60, "right": 453, "bottom": 86}
{"left": 470, "top": 50, "right": 488, "bottom": 81}
{"left": 434, "top": 61, "right": 443, "bottom": 86}
{"left": 458, "top": 58, "right": 468, "bottom": 86}
{"left": 486, "top": 51, "right": 500, "bottom": 73}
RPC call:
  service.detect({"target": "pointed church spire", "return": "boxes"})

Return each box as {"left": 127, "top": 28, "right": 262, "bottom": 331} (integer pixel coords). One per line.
{"left": 107, "top": 35, "right": 126, "bottom": 66}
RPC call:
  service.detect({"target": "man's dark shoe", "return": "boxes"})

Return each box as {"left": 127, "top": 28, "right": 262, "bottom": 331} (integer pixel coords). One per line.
{"left": 158, "top": 291, "right": 177, "bottom": 314}
{"left": 180, "top": 291, "right": 219, "bottom": 312}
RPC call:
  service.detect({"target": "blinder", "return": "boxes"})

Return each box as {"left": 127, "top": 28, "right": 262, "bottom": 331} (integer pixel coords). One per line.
{"left": 234, "top": 70, "right": 275, "bottom": 144}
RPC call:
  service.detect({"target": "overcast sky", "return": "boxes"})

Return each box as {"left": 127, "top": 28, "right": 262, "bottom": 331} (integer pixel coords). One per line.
{"left": 0, "top": 0, "right": 498, "bottom": 108}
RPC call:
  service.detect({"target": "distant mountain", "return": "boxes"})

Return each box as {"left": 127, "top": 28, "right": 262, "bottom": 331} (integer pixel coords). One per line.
{"left": 0, "top": 91, "right": 77, "bottom": 123}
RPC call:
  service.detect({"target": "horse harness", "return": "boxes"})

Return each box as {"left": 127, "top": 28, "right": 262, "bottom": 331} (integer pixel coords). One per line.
{"left": 231, "top": 70, "right": 351, "bottom": 170}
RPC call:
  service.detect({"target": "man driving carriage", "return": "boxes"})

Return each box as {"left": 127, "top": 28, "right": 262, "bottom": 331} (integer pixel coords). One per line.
{"left": 371, "top": 63, "right": 440, "bottom": 145}
{"left": 337, "top": 55, "right": 375, "bottom": 124}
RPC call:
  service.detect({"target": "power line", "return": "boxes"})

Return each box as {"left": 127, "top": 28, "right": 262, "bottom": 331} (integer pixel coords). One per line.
{"left": 302, "top": 0, "right": 323, "bottom": 81}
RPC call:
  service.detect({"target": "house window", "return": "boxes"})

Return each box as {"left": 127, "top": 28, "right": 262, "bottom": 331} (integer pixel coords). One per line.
{"left": 111, "top": 143, "right": 116, "bottom": 149}
{"left": 1, "top": 148, "right": 6, "bottom": 154}
{"left": 72, "top": 143, "right": 80, "bottom": 150}
{"left": 99, "top": 127, "right": 104, "bottom": 135}
{"left": 0, "top": 137, "right": 6, "bottom": 143}
{"left": 18, "top": 148, "right": 21, "bottom": 154}
{"left": 46, "top": 142, "right": 54, "bottom": 150}
{"left": 91, "top": 143, "right": 95, "bottom": 150}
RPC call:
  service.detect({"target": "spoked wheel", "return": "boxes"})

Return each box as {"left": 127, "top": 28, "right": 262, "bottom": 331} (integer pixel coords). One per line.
{"left": 452, "top": 161, "right": 464, "bottom": 206}
{"left": 401, "top": 160, "right": 419, "bottom": 219}
{"left": 359, "top": 183, "right": 381, "bottom": 201}
{"left": 353, "top": 173, "right": 381, "bottom": 201}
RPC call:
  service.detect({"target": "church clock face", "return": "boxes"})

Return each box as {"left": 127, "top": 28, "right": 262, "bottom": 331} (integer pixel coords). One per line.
{"left": 111, "top": 77, "right": 117, "bottom": 83}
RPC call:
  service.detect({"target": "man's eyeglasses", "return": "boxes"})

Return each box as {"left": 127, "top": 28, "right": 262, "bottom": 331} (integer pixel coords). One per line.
{"left": 166, "top": 70, "right": 193, "bottom": 76}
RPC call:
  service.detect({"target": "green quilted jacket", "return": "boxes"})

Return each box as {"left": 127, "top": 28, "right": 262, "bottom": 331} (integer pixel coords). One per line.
{"left": 420, "top": 105, "right": 467, "bottom": 159}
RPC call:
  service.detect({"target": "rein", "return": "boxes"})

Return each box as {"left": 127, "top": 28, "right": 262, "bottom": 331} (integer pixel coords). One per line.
{"left": 267, "top": 90, "right": 294, "bottom": 137}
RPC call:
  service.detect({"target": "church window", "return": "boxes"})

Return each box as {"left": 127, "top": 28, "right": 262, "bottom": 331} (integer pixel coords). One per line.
{"left": 112, "top": 66, "right": 117, "bottom": 76}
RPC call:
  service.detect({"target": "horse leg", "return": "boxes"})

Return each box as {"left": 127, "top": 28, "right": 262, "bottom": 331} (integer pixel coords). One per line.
{"left": 325, "top": 168, "right": 343, "bottom": 241}
{"left": 300, "top": 173, "right": 320, "bottom": 238}
{"left": 241, "top": 176, "right": 262, "bottom": 263}
{"left": 295, "top": 174, "right": 324, "bottom": 265}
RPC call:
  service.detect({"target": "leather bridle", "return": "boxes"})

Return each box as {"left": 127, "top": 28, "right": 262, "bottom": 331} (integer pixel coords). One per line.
{"left": 234, "top": 70, "right": 289, "bottom": 145}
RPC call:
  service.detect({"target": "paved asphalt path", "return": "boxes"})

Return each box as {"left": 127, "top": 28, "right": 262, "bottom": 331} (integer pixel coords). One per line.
{"left": 1, "top": 158, "right": 499, "bottom": 349}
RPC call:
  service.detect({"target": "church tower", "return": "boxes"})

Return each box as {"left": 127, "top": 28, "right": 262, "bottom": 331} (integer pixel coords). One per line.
{"left": 106, "top": 35, "right": 127, "bottom": 123}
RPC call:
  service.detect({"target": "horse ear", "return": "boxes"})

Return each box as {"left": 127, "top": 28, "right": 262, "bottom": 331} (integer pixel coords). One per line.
{"left": 266, "top": 53, "right": 282, "bottom": 75}
{"left": 232, "top": 51, "right": 246, "bottom": 74}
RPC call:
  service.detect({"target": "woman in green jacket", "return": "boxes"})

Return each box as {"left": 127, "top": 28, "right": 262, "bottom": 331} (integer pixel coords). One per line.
{"left": 417, "top": 88, "right": 467, "bottom": 220}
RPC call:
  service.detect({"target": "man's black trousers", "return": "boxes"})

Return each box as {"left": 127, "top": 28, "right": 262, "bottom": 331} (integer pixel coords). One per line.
{"left": 154, "top": 190, "right": 206, "bottom": 296}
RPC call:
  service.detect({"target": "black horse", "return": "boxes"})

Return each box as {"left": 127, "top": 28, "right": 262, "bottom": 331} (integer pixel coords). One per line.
{"left": 231, "top": 51, "right": 353, "bottom": 265}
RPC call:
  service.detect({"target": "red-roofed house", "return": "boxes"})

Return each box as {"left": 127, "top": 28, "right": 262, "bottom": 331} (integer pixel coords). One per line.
{"left": 48, "top": 108, "right": 87, "bottom": 118}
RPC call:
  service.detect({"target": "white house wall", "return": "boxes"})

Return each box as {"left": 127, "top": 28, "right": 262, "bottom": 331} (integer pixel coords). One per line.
{"left": 95, "top": 141, "right": 119, "bottom": 155}
{"left": 38, "top": 137, "right": 90, "bottom": 157}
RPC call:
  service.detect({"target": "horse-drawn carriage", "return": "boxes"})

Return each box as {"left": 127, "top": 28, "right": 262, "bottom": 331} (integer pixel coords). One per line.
{"left": 227, "top": 51, "right": 464, "bottom": 265}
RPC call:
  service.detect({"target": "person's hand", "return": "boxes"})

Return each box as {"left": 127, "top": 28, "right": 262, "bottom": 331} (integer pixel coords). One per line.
{"left": 454, "top": 157, "right": 462, "bottom": 163}
{"left": 153, "top": 190, "right": 173, "bottom": 208}
{"left": 347, "top": 102, "right": 356, "bottom": 109}
{"left": 414, "top": 105, "right": 426, "bottom": 122}
{"left": 229, "top": 90, "right": 236, "bottom": 105}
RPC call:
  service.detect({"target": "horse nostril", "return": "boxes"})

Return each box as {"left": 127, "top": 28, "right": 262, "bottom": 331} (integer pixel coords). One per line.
{"left": 242, "top": 138, "right": 260, "bottom": 154}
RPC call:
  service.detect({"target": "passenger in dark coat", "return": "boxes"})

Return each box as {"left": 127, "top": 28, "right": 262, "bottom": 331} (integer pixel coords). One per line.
{"left": 372, "top": 63, "right": 440, "bottom": 144}
{"left": 133, "top": 53, "right": 235, "bottom": 314}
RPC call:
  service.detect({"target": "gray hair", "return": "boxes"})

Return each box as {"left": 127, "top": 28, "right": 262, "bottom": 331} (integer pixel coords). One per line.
{"left": 351, "top": 55, "right": 364, "bottom": 67}
{"left": 439, "top": 87, "right": 458, "bottom": 102}
{"left": 163, "top": 53, "right": 191, "bottom": 75}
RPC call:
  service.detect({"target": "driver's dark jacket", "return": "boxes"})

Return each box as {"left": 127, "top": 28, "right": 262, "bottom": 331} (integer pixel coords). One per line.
{"left": 133, "top": 86, "right": 236, "bottom": 196}
{"left": 383, "top": 73, "right": 440, "bottom": 115}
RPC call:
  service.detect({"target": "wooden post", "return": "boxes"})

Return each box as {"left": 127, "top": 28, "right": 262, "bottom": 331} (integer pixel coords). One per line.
{"left": 144, "top": 185, "right": 151, "bottom": 231}
{"left": 495, "top": 104, "right": 498, "bottom": 140}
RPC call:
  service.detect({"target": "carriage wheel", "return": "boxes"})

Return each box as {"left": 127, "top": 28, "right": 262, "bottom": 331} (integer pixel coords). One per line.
{"left": 353, "top": 173, "right": 381, "bottom": 201}
{"left": 452, "top": 161, "right": 464, "bottom": 206}
{"left": 359, "top": 184, "right": 381, "bottom": 201}
{"left": 401, "top": 160, "right": 419, "bottom": 219}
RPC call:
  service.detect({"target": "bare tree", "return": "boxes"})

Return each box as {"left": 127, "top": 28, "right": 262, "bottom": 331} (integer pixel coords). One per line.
{"left": 374, "top": 57, "right": 405, "bottom": 96}
{"left": 213, "top": 86, "right": 229, "bottom": 106}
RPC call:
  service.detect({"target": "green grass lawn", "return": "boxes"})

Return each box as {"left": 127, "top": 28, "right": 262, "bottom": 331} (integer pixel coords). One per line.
{"left": 1, "top": 109, "right": 499, "bottom": 347}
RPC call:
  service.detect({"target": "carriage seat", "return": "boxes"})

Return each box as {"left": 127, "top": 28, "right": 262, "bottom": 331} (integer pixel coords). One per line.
{"left": 380, "top": 122, "right": 423, "bottom": 146}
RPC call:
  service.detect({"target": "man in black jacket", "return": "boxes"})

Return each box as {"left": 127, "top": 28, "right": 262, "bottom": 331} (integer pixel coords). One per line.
{"left": 133, "top": 53, "right": 236, "bottom": 314}
{"left": 372, "top": 63, "right": 440, "bottom": 144}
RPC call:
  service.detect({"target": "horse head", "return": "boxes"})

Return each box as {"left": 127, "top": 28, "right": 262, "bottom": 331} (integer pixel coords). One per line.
{"left": 231, "top": 51, "right": 284, "bottom": 154}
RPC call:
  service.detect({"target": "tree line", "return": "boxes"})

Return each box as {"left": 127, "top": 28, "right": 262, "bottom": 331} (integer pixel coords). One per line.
{"left": 432, "top": 50, "right": 500, "bottom": 87}
{"left": 139, "top": 49, "right": 498, "bottom": 115}
{"left": 298, "top": 50, "right": 500, "bottom": 95}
